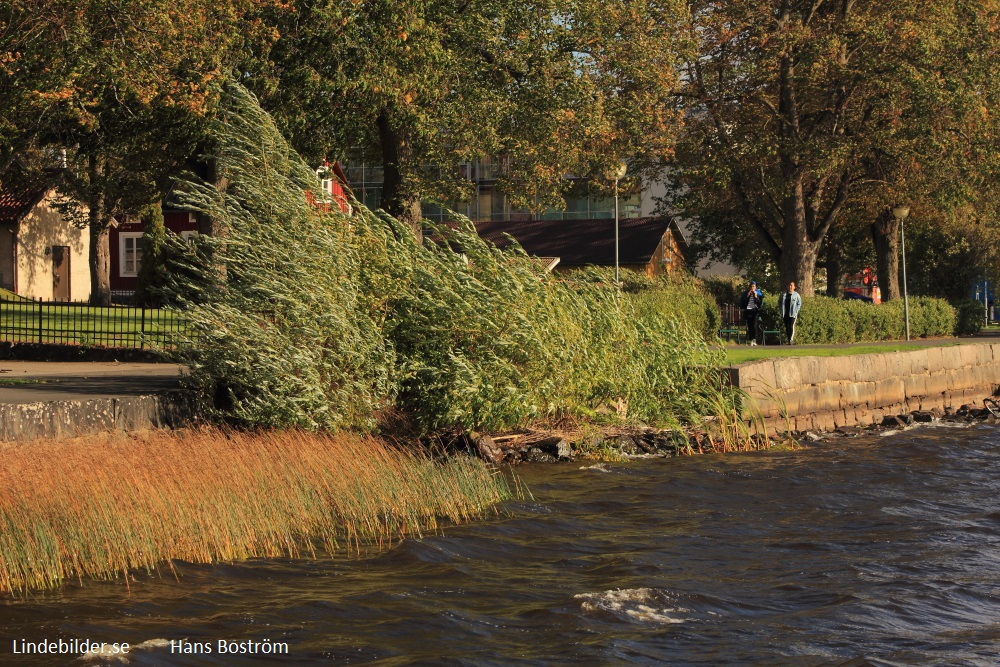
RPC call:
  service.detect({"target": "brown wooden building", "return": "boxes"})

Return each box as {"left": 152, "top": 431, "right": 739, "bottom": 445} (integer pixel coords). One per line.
{"left": 473, "top": 216, "right": 688, "bottom": 277}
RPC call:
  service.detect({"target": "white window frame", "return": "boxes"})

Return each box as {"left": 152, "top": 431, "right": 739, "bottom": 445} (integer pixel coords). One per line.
{"left": 180, "top": 230, "right": 199, "bottom": 245}
{"left": 119, "top": 232, "right": 143, "bottom": 277}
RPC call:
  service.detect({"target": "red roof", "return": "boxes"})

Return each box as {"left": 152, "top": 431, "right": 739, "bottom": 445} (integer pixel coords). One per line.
{"left": 0, "top": 181, "right": 48, "bottom": 224}
{"left": 473, "top": 216, "right": 678, "bottom": 267}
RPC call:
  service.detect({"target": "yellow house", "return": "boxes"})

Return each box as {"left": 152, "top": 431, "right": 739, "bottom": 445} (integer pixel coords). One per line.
{"left": 0, "top": 182, "right": 90, "bottom": 302}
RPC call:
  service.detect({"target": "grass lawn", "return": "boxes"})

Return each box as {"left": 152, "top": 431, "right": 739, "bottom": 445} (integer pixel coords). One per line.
{"left": 0, "top": 300, "right": 187, "bottom": 348}
{"left": 724, "top": 342, "right": 960, "bottom": 365}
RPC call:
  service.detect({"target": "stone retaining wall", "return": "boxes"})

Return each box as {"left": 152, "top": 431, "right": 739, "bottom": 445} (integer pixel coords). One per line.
{"left": 729, "top": 344, "right": 1000, "bottom": 433}
{"left": 0, "top": 391, "right": 201, "bottom": 442}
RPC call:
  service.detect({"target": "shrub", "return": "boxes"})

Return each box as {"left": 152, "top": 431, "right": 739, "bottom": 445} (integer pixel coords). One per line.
{"left": 843, "top": 299, "right": 903, "bottom": 341}
{"left": 134, "top": 203, "right": 167, "bottom": 308}
{"left": 759, "top": 295, "right": 854, "bottom": 344}
{"left": 702, "top": 275, "right": 746, "bottom": 310}
{"left": 955, "top": 299, "right": 986, "bottom": 335}
{"left": 908, "top": 296, "right": 956, "bottom": 338}
{"left": 626, "top": 273, "right": 721, "bottom": 339}
{"left": 756, "top": 293, "right": 957, "bottom": 344}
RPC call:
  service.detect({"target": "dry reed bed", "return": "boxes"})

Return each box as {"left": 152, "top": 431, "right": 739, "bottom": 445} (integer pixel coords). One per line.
{"left": 0, "top": 428, "right": 513, "bottom": 594}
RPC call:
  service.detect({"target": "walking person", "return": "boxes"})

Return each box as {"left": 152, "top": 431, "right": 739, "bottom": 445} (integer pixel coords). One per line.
{"left": 778, "top": 281, "right": 802, "bottom": 344}
{"left": 740, "top": 280, "right": 763, "bottom": 345}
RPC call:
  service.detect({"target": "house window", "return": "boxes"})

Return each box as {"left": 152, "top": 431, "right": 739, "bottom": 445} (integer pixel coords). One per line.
{"left": 120, "top": 233, "right": 144, "bottom": 277}
{"left": 180, "top": 230, "right": 199, "bottom": 245}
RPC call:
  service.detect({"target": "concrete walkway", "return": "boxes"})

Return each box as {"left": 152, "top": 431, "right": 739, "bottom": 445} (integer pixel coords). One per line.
{"left": 3, "top": 330, "right": 997, "bottom": 405}
{"left": 797, "top": 329, "right": 1000, "bottom": 349}
{"left": 731, "top": 329, "right": 1000, "bottom": 354}
{"left": 0, "top": 361, "right": 185, "bottom": 404}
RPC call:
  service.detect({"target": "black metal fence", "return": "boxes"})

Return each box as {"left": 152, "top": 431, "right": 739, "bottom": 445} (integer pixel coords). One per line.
{"left": 0, "top": 297, "right": 190, "bottom": 350}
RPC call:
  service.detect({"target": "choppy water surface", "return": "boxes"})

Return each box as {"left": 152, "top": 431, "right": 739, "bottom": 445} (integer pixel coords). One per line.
{"left": 5, "top": 425, "right": 1000, "bottom": 666}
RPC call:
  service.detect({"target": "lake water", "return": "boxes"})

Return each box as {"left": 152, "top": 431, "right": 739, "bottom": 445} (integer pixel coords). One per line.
{"left": 4, "top": 424, "right": 1000, "bottom": 666}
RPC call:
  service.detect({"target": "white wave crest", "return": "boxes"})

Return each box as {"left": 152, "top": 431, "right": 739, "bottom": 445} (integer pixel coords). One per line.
{"left": 575, "top": 587, "right": 689, "bottom": 624}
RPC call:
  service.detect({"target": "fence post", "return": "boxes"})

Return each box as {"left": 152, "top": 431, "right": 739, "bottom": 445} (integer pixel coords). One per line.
{"left": 140, "top": 307, "right": 146, "bottom": 350}
{"left": 37, "top": 298, "right": 42, "bottom": 344}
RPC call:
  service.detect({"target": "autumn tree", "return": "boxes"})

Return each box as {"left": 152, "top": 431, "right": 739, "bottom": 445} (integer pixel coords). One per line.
{"left": 246, "top": 0, "right": 690, "bottom": 236}
{"left": 903, "top": 207, "right": 1000, "bottom": 301}
{"left": 671, "top": 0, "right": 1000, "bottom": 296}
{"left": 0, "top": 0, "right": 252, "bottom": 304}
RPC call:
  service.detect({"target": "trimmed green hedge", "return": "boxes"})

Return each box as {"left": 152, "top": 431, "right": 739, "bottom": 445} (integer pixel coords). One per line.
{"left": 702, "top": 276, "right": 746, "bottom": 313}
{"left": 757, "top": 294, "right": 956, "bottom": 344}
{"left": 623, "top": 273, "right": 721, "bottom": 340}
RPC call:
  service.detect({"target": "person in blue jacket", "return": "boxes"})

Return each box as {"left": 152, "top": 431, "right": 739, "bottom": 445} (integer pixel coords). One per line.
{"left": 740, "top": 279, "right": 763, "bottom": 345}
{"left": 778, "top": 281, "right": 802, "bottom": 344}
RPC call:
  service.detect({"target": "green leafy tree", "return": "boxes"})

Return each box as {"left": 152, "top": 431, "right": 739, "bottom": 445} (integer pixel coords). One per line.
{"left": 246, "top": 0, "right": 690, "bottom": 236}
{"left": 1, "top": 0, "right": 251, "bottom": 304}
{"left": 671, "top": 0, "right": 1000, "bottom": 297}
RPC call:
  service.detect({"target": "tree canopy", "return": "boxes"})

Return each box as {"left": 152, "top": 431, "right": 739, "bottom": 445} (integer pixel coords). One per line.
{"left": 0, "top": 0, "right": 256, "bottom": 303}
{"left": 3, "top": 0, "right": 999, "bottom": 304}
{"left": 669, "top": 0, "right": 1000, "bottom": 296}
{"left": 246, "top": 0, "right": 691, "bottom": 232}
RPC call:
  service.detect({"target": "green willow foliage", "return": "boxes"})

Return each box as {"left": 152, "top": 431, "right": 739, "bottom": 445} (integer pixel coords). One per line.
{"left": 165, "top": 82, "right": 726, "bottom": 433}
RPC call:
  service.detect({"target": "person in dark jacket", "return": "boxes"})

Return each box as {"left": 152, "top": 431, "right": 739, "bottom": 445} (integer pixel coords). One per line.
{"left": 740, "top": 280, "right": 763, "bottom": 345}
{"left": 778, "top": 281, "right": 802, "bottom": 344}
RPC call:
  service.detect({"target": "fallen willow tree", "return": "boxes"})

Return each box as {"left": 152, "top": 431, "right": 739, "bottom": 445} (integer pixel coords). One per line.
{"left": 160, "top": 81, "right": 732, "bottom": 435}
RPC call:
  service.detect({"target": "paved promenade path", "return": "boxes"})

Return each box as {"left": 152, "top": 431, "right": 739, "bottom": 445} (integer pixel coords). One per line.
{"left": 0, "top": 361, "right": 184, "bottom": 404}
{"left": 2, "top": 330, "right": 998, "bottom": 405}
{"left": 726, "top": 329, "right": 1000, "bottom": 361}
{"left": 788, "top": 328, "right": 1000, "bottom": 350}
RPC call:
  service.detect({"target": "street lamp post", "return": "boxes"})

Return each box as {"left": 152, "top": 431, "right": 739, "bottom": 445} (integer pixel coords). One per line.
{"left": 985, "top": 279, "right": 990, "bottom": 327}
{"left": 892, "top": 205, "right": 911, "bottom": 341}
{"left": 613, "top": 162, "right": 627, "bottom": 286}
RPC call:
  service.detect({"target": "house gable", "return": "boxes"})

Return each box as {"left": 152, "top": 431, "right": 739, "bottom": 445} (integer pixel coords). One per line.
{"left": 3, "top": 189, "right": 91, "bottom": 301}
{"left": 473, "top": 216, "right": 686, "bottom": 276}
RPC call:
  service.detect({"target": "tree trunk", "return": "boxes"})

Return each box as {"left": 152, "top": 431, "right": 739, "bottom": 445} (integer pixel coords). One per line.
{"left": 824, "top": 249, "right": 845, "bottom": 298}
{"left": 377, "top": 109, "right": 423, "bottom": 240}
{"left": 871, "top": 209, "right": 900, "bottom": 301}
{"left": 89, "top": 225, "right": 111, "bottom": 306}
{"left": 778, "top": 242, "right": 819, "bottom": 297}
{"left": 197, "top": 154, "right": 229, "bottom": 238}
{"left": 87, "top": 154, "right": 111, "bottom": 306}
{"left": 778, "top": 178, "right": 820, "bottom": 296}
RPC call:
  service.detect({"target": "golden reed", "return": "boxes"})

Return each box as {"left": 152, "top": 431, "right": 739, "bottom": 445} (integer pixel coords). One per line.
{"left": 0, "top": 428, "right": 513, "bottom": 594}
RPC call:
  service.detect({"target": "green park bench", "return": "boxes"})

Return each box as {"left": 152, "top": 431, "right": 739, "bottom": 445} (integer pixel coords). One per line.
{"left": 719, "top": 304, "right": 745, "bottom": 343}
{"left": 720, "top": 303, "right": 783, "bottom": 345}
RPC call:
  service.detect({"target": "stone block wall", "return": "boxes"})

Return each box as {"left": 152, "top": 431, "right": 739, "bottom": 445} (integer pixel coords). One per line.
{"left": 0, "top": 391, "right": 202, "bottom": 442}
{"left": 729, "top": 344, "right": 1000, "bottom": 433}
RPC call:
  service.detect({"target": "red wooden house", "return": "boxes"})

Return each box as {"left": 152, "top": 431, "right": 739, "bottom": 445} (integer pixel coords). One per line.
{"left": 108, "top": 162, "right": 351, "bottom": 300}
{"left": 108, "top": 209, "right": 199, "bottom": 297}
